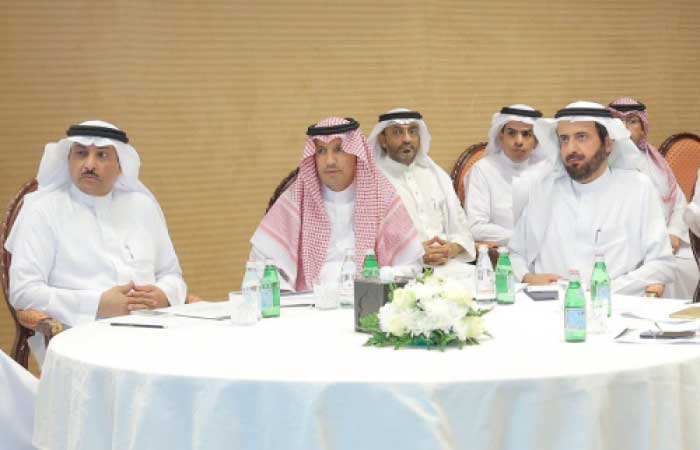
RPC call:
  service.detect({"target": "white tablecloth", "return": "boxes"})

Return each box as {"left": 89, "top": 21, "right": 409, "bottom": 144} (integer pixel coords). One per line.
{"left": 34, "top": 295, "right": 700, "bottom": 450}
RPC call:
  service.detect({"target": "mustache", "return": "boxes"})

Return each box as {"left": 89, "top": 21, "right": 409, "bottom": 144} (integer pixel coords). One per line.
{"left": 80, "top": 169, "right": 100, "bottom": 178}
{"left": 399, "top": 144, "right": 416, "bottom": 152}
{"left": 565, "top": 153, "right": 585, "bottom": 163}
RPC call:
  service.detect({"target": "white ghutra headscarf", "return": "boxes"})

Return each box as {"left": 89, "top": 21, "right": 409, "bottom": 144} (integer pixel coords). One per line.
{"left": 6, "top": 120, "right": 161, "bottom": 252}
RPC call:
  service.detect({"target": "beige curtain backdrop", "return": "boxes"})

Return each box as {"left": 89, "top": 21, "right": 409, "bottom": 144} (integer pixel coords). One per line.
{"left": 1, "top": 0, "right": 699, "bottom": 364}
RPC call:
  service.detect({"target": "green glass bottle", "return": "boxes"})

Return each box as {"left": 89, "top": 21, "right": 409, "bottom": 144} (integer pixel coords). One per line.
{"left": 590, "top": 254, "right": 612, "bottom": 318}
{"left": 362, "top": 249, "right": 380, "bottom": 280}
{"left": 495, "top": 247, "right": 515, "bottom": 304}
{"left": 564, "top": 269, "right": 586, "bottom": 342}
{"left": 260, "top": 259, "right": 280, "bottom": 318}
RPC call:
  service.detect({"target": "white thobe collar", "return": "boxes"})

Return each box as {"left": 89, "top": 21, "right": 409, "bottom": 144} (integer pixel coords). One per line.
{"left": 380, "top": 154, "right": 430, "bottom": 178}
{"left": 68, "top": 183, "right": 113, "bottom": 213}
{"left": 571, "top": 167, "right": 612, "bottom": 196}
{"left": 496, "top": 150, "right": 530, "bottom": 173}
{"left": 321, "top": 182, "right": 356, "bottom": 204}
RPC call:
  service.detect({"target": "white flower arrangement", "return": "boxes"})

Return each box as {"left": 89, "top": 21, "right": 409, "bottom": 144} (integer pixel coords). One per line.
{"left": 361, "top": 276, "right": 490, "bottom": 350}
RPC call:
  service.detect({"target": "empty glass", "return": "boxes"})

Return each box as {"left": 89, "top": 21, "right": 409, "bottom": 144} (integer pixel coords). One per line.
{"left": 313, "top": 280, "right": 339, "bottom": 310}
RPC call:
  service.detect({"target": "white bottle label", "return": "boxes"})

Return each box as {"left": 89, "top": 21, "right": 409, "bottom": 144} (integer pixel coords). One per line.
{"left": 260, "top": 288, "right": 273, "bottom": 310}
{"left": 565, "top": 308, "right": 586, "bottom": 331}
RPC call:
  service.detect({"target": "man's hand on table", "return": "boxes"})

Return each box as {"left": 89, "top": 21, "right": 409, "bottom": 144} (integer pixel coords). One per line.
{"left": 128, "top": 284, "right": 170, "bottom": 309}
{"left": 423, "top": 236, "right": 463, "bottom": 266}
{"left": 522, "top": 273, "right": 561, "bottom": 285}
{"left": 97, "top": 282, "right": 149, "bottom": 318}
{"left": 645, "top": 284, "right": 664, "bottom": 298}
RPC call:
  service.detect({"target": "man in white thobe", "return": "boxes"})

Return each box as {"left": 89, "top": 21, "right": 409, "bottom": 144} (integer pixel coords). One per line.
{"left": 368, "top": 109, "right": 475, "bottom": 277}
{"left": 685, "top": 170, "right": 700, "bottom": 237}
{"left": 6, "top": 121, "right": 187, "bottom": 363}
{"left": 464, "top": 104, "right": 552, "bottom": 246}
{"left": 509, "top": 101, "right": 674, "bottom": 296}
{"left": 0, "top": 350, "right": 37, "bottom": 450}
{"left": 608, "top": 98, "right": 698, "bottom": 299}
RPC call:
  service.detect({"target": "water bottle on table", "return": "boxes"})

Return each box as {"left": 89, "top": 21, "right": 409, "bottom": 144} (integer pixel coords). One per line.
{"left": 260, "top": 259, "right": 280, "bottom": 318}
{"left": 564, "top": 269, "right": 586, "bottom": 342}
{"left": 338, "top": 248, "right": 356, "bottom": 307}
{"left": 495, "top": 247, "right": 515, "bottom": 304}
{"left": 475, "top": 244, "right": 496, "bottom": 306}
{"left": 232, "top": 261, "right": 261, "bottom": 325}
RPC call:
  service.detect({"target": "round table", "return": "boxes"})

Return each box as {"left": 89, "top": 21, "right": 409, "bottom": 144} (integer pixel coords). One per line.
{"left": 33, "top": 295, "right": 700, "bottom": 450}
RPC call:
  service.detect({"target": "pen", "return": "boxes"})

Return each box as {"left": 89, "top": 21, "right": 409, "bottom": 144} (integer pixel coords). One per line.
{"left": 110, "top": 322, "right": 164, "bottom": 329}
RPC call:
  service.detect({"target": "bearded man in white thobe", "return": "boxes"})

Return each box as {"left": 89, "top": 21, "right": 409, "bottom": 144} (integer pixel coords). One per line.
{"left": 6, "top": 121, "right": 187, "bottom": 363}
{"left": 509, "top": 102, "right": 674, "bottom": 296}
{"left": 368, "top": 109, "right": 475, "bottom": 276}
{"left": 464, "top": 104, "right": 552, "bottom": 247}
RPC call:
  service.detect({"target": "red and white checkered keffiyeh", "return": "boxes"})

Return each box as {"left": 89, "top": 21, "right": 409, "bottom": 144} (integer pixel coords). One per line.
{"left": 252, "top": 117, "right": 419, "bottom": 291}
{"left": 608, "top": 97, "right": 678, "bottom": 212}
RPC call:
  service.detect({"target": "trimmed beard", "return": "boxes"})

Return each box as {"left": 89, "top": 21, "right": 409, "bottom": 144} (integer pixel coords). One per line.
{"left": 564, "top": 144, "right": 608, "bottom": 182}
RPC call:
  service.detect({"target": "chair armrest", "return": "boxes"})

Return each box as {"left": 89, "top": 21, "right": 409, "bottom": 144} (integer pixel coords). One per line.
{"left": 16, "top": 309, "right": 67, "bottom": 344}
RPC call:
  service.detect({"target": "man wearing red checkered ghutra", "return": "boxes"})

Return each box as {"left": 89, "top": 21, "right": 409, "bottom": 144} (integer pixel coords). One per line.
{"left": 250, "top": 117, "right": 423, "bottom": 291}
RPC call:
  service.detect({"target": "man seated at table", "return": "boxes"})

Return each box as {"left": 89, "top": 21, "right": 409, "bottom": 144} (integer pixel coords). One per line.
{"left": 368, "top": 108, "right": 475, "bottom": 274}
{"left": 608, "top": 97, "right": 698, "bottom": 299}
{"left": 685, "top": 169, "right": 700, "bottom": 236}
{"left": 509, "top": 101, "right": 674, "bottom": 296}
{"left": 464, "top": 104, "right": 552, "bottom": 248}
{"left": 6, "top": 121, "right": 187, "bottom": 362}
{"left": 250, "top": 117, "right": 423, "bottom": 291}
{"left": 0, "top": 350, "right": 36, "bottom": 450}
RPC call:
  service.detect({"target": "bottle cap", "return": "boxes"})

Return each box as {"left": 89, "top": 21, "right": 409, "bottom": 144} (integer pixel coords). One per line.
{"left": 264, "top": 258, "right": 275, "bottom": 267}
{"left": 379, "top": 266, "right": 395, "bottom": 283}
{"left": 246, "top": 261, "right": 257, "bottom": 269}
{"left": 594, "top": 253, "right": 605, "bottom": 261}
{"left": 498, "top": 246, "right": 508, "bottom": 254}
{"left": 478, "top": 244, "right": 489, "bottom": 252}
{"left": 364, "top": 249, "right": 375, "bottom": 256}
{"left": 568, "top": 269, "right": 580, "bottom": 281}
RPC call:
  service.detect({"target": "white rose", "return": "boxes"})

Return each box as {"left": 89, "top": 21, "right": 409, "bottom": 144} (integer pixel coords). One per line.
{"left": 465, "top": 316, "right": 485, "bottom": 339}
{"left": 423, "top": 299, "right": 459, "bottom": 333}
{"left": 411, "top": 283, "right": 440, "bottom": 303}
{"left": 454, "top": 316, "right": 485, "bottom": 341}
{"left": 378, "top": 303, "right": 408, "bottom": 336}
{"left": 405, "top": 310, "right": 433, "bottom": 337}
{"left": 392, "top": 288, "right": 416, "bottom": 311}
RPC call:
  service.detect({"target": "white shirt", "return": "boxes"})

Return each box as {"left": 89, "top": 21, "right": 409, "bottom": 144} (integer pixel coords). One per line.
{"left": 0, "top": 350, "right": 36, "bottom": 450}
{"left": 465, "top": 151, "right": 544, "bottom": 245}
{"left": 685, "top": 178, "right": 700, "bottom": 236}
{"left": 509, "top": 169, "right": 675, "bottom": 296}
{"left": 9, "top": 184, "right": 187, "bottom": 335}
{"left": 378, "top": 156, "right": 475, "bottom": 264}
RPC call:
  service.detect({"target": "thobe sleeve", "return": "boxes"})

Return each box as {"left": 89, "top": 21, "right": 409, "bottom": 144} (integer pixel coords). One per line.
{"left": 508, "top": 202, "right": 531, "bottom": 282}
{"left": 464, "top": 164, "right": 511, "bottom": 245}
{"left": 667, "top": 185, "right": 690, "bottom": 244}
{"left": 150, "top": 205, "right": 188, "bottom": 306}
{"left": 439, "top": 171, "right": 476, "bottom": 262}
{"left": 685, "top": 204, "right": 700, "bottom": 237}
{"left": 389, "top": 235, "right": 423, "bottom": 279}
{"left": 684, "top": 178, "right": 700, "bottom": 236}
{"left": 612, "top": 183, "right": 676, "bottom": 295}
{"left": 8, "top": 205, "right": 102, "bottom": 326}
